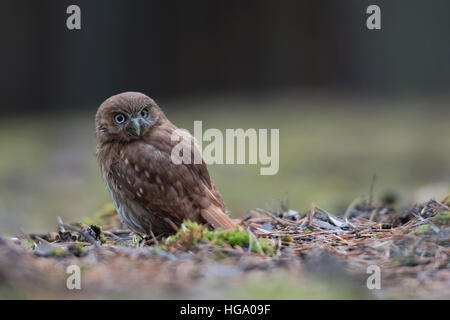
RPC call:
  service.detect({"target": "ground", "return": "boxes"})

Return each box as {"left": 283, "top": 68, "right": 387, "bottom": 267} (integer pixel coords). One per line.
{"left": 1, "top": 197, "right": 448, "bottom": 299}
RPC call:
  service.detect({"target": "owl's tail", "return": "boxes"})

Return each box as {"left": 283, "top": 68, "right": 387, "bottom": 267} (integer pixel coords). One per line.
{"left": 201, "top": 205, "right": 238, "bottom": 230}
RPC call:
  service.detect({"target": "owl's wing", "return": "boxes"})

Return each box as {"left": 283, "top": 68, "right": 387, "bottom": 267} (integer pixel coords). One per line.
{"left": 112, "top": 136, "right": 236, "bottom": 231}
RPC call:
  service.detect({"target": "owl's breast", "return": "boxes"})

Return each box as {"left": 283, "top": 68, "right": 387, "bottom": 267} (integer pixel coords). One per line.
{"left": 98, "top": 141, "right": 210, "bottom": 235}
{"left": 105, "top": 180, "right": 160, "bottom": 235}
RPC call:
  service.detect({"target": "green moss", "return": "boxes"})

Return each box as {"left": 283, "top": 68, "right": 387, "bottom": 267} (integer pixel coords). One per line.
{"left": 415, "top": 224, "right": 430, "bottom": 233}
{"left": 17, "top": 238, "right": 35, "bottom": 250}
{"left": 214, "top": 239, "right": 226, "bottom": 247}
{"left": 183, "top": 220, "right": 202, "bottom": 231}
{"left": 165, "top": 220, "right": 274, "bottom": 255}
{"left": 392, "top": 255, "right": 418, "bottom": 267}
{"left": 433, "top": 211, "right": 450, "bottom": 226}
{"left": 212, "top": 250, "right": 228, "bottom": 261}
{"left": 68, "top": 243, "right": 85, "bottom": 257}
{"left": 49, "top": 247, "right": 66, "bottom": 257}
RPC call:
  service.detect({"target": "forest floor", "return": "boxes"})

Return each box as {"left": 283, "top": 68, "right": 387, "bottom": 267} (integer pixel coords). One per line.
{"left": 0, "top": 196, "right": 449, "bottom": 299}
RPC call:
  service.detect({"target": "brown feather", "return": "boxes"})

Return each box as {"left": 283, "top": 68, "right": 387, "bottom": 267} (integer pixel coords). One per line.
{"left": 201, "top": 205, "right": 237, "bottom": 230}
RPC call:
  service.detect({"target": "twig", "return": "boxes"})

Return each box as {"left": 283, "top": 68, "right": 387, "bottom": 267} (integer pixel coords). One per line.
{"left": 34, "top": 235, "right": 51, "bottom": 245}
{"left": 309, "top": 203, "right": 316, "bottom": 226}
{"left": 80, "top": 228, "right": 101, "bottom": 247}
{"left": 344, "top": 197, "right": 363, "bottom": 219}
{"left": 277, "top": 236, "right": 282, "bottom": 256}
{"left": 150, "top": 230, "right": 159, "bottom": 246}
{"left": 61, "top": 223, "right": 81, "bottom": 233}
{"left": 435, "top": 199, "right": 450, "bottom": 211}
{"left": 102, "top": 230, "right": 120, "bottom": 239}
{"left": 247, "top": 228, "right": 262, "bottom": 254}
{"left": 164, "top": 218, "right": 179, "bottom": 232}
{"left": 248, "top": 229, "right": 253, "bottom": 253}
{"left": 57, "top": 216, "right": 66, "bottom": 232}
{"left": 369, "top": 209, "right": 378, "bottom": 221}
{"left": 315, "top": 205, "right": 333, "bottom": 216}
{"left": 256, "top": 208, "right": 290, "bottom": 227}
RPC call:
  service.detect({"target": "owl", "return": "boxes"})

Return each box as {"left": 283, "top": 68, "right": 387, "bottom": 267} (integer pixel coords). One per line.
{"left": 95, "top": 92, "right": 237, "bottom": 236}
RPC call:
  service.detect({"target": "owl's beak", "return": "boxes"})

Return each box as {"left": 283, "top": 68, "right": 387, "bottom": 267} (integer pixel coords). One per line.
{"left": 128, "top": 118, "right": 141, "bottom": 137}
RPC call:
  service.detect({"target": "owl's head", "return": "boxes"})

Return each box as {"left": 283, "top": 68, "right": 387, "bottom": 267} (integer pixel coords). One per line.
{"left": 95, "top": 92, "right": 167, "bottom": 144}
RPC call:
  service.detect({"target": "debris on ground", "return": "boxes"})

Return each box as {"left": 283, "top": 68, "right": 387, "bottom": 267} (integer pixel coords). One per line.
{"left": 0, "top": 197, "right": 449, "bottom": 299}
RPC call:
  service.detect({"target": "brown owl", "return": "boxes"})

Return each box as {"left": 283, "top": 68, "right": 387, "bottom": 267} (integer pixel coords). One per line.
{"left": 95, "top": 92, "right": 236, "bottom": 236}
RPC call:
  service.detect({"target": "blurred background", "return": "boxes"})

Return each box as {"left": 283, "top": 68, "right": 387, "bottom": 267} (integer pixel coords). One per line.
{"left": 0, "top": 0, "right": 449, "bottom": 234}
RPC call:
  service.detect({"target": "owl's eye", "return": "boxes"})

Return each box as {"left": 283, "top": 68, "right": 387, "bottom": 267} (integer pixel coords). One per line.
{"left": 140, "top": 108, "right": 149, "bottom": 119}
{"left": 114, "top": 113, "right": 127, "bottom": 124}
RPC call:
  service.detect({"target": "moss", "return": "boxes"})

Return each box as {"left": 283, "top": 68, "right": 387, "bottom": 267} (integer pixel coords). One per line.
{"left": 433, "top": 211, "right": 450, "bottom": 226}
{"left": 49, "top": 247, "right": 66, "bottom": 257}
{"left": 392, "top": 255, "right": 418, "bottom": 267}
{"left": 409, "top": 212, "right": 448, "bottom": 233}
{"left": 183, "top": 220, "right": 202, "bottom": 231}
{"left": 165, "top": 220, "right": 274, "bottom": 255}
{"left": 68, "top": 243, "right": 85, "bottom": 257}
{"left": 212, "top": 250, "right": 228, "bottom": 261}
{"left": 221, "top": 229, "right": 249, "bottom": 247}
{"left": 17, "top": 238, "right": 35, "bottom": 250}
{"left": 213, "top": 239, "right": 226, "bottom": 247}
{"left": 415, "top": 224, "right": 430, "bottom": 233}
